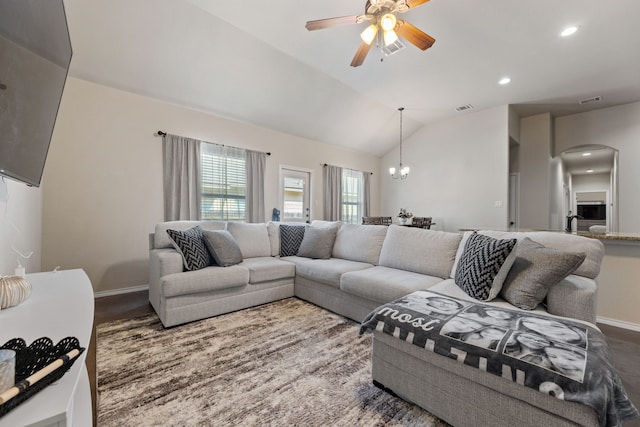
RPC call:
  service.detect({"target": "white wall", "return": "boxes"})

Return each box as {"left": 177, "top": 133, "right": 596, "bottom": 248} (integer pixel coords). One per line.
{"left": 380, "top": 105, "right": 510, "bottom": 232}
{"left": 555, "top": 101, "right": 640, "bottom": 233}
{"left": 554, "top": 102, "right": 640, "bottom": 327}
{"left": 548, "top": 156, "right": 565, "bottom": 230}
{"left": 0, "top": 179, "right": 41, "bottom": 276}
{"left": 572, "top": 173, "right": 609, "bottom": 195}
{"left": 42, "top": 78, "right": 380, "bottom": 293}
{"left": 518, "top": 113, "right": 552, "bottom": 229}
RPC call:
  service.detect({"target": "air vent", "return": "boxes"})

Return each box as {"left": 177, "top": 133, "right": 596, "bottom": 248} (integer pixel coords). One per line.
{"left": 579, "top": 96, "right": 602, "bottom": 105}
{"left": 456, "top": 104, "right": 474, "bottom": 112}
{"left": 383, "top": 39, "right": 406, "bottom": 56}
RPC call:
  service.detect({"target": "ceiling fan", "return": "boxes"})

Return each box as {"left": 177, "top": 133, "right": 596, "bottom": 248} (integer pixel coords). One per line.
{"left": 305, "top": 0, "right": 436, "bottom": 67}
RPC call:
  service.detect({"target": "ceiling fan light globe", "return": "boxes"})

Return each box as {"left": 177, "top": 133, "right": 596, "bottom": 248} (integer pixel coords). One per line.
{"left": 383, "top": 29, "right": 398, "bottom": 46}
{"left": 380, "top": 13, "right": 397, "bottom": 31}
{"left": 360, "top": 24, "right": 378, "bottom": 45}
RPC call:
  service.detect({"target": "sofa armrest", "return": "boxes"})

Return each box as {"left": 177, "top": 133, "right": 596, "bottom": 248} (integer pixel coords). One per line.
{"left": 546, "top": 275, "right": 597, "bottom": 324}
{"left": 149, "top": 248, "right": 184, "bottom": 311}
{"left": 150, "top": 248, "right": 184, "bottom": 280}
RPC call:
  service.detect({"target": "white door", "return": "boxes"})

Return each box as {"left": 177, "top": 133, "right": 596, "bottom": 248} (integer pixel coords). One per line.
{"left": 280, "top": 167, "right": 311, "bottom": 223}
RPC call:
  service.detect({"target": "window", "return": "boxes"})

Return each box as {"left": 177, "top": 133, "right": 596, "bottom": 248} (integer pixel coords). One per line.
{"left": 341, "top": 169, "right": 365, "bottom": 224}
{"left": 200, "top": 144, "right": 246, "bottom": 221}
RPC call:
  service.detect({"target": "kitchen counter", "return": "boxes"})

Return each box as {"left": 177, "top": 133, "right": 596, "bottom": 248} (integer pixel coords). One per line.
{"left": 459, "top": 228, "right": 640, "bottom": 242}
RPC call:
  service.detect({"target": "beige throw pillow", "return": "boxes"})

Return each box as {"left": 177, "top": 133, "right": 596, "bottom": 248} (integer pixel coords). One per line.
{"left": 500, "top": 238, "right": 586, "bottom": 310}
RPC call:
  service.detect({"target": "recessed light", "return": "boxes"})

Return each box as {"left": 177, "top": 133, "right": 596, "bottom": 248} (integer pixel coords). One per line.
{"left": 498, "top": 77, "right": 511, "bottom": 85}
{"left": 582, "top": 152, "right": 592, "bottom": 157}
{"left": 561, "top": 26, "right": 578, "bottom": 37}
{"left": 587, "top": 169, "right": 594, "bottom": 173}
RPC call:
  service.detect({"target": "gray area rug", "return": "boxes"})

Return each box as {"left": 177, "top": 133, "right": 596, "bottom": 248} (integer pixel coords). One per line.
{"left": 97, "top": 298, "right": 448, "bottom": 426}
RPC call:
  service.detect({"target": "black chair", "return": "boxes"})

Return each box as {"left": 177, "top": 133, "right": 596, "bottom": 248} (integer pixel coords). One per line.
{"left": 362, "top": 216, "right": 383, "bottom": 225}
{"left": 411, "top": 216, "right": 433, "bottom": 229}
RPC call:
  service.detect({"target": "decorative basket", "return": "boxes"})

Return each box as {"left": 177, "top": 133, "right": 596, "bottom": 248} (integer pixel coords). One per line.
{"left": 0, "top": 337, "right": 84, "bottom": 418}
{"left": 0, "top": 276, "right": 31, "bottom": 310}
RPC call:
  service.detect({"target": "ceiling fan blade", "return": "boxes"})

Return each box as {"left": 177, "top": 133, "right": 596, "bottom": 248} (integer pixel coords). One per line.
{"left": 350, "top": 41, "right": 373, "bottom": 67}
{"left": 396, "top": 20, "right": 435, "bottom": 50}
{"left": 305, "top": 15, "right": 360, "bottom": 31}
{"left": 405, "top": 0, "right": 430, "bottom": 9}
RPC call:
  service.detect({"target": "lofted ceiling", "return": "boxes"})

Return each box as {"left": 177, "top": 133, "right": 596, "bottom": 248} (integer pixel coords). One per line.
{"left": 64, "top": 0, "right": 640, "bottom": 157}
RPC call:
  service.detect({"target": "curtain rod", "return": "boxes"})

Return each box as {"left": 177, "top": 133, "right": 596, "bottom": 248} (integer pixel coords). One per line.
{"left": 157, "top": 130, "right": 271, "bottom": 156}
{"left": 323, "top": 163, "right": 373, "bottom": 175}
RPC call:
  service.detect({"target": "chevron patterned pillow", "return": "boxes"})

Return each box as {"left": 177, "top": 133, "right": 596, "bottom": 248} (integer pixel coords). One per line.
{"left": 280, "top": 224, "right": 306, "bottom": 257}
{"left": 455, "top": 232, "right": 517, "bottom": 301}
{"left": 166, "top": 226, "right": 211, "bottom": 271}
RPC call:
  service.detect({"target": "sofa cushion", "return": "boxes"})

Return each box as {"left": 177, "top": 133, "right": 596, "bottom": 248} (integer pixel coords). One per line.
{"left": 166, "top": 226, "right": 211, "bottom": 271}
{"left": 155, "top": 220, "right": 226, "bottom": 249}
{"left": 297, "top": 225, "right": 338, "bottom": 259}
{"left": 267, "top": 221, "right": 280, "bottom": 256}
{"left": 202, "top": 230, "right": 243, "bottom": 267}
{"left": 280, "top": 224, "right": 306, "bottom": 256}
{"left": 500, "top": 238, "right": 586, "bottom": 310}
{"left": 310, "top": 220, "right": 342, "bottom": 229}
{"left": 161, "top": 265, "right": 249, "bottom": 297}
{"left": 226, "top": 222, "right": 272, "bottom": 259}
{"left": 332, "top": 223, "right": 388, "bottom": 265}
{"left": 340, "top": 266, "right": 443, "bottom": 304}
{"left": 460, "top": 230, "right": 604, "bottom": 279}
{"left": 285, "top": 256, "right": 372, "bottom": 288}
{"left": 454, "top": 232, "right": 517, "bottom": 301}
{"left": 240, "top": 257, "right": 296, "bottom": 284}
{"left": 378, "top": 225, "right": 462, "bottom": 278}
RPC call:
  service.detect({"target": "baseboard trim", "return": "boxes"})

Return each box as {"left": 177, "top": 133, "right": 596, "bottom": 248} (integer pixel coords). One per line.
{"left": 596, "top": 316, "right": 640, "bottom": 332}
{"left": 94, "top": 284, "right": 149, "bottom": 299}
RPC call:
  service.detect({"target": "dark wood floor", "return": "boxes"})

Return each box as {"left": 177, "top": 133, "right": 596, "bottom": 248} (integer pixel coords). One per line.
{"left": 88, "top": 290, "right": 154, "bottom": 426}
{"left": 89, "top": 290, "right": 640, "bottom": 426}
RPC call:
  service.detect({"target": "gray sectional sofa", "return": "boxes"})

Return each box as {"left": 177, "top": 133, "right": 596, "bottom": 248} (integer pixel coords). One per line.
{"left": 148, "top": 219, "right": 608, "bottom": 427}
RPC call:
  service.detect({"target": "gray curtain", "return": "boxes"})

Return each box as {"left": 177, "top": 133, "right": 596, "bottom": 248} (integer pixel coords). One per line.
{"left": 246, "top": 150, "right": 266, "bottom": 223}
{"left": 363, "top": 171, "right": 371, "bottom": 217}
{"left": 323, "top": 165, "right": 343, "bottom": 221}
{"left": 162, "top": 134, "right": 202, "bottom": 221}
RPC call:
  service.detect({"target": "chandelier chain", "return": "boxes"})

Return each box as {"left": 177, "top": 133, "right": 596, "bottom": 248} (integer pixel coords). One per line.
{"left": 399, "top": 107, "right": 404, "bottom": 167}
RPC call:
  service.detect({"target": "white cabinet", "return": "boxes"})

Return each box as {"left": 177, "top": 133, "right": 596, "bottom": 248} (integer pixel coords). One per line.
{"left": 0, "top": 269, "right": 94, "bottom": 427}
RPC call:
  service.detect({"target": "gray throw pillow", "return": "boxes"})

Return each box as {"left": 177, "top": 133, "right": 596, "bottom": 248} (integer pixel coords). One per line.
{"left": 297, "top": 226, "right": 338, "bottom": 259}
{"left": 280, "top": 224, "right": 306, "bottom": 256}
{"left": 455, "top": 232, "right": 517, "bottom": 301}
{"left": 166, "top": 226, "right": 211, "bottom": 271}
{"left": 500, "top": 237, "right": 586, "bottom": 310}
{"left": 202, "top": 230, "right": 243, "bottom": 267}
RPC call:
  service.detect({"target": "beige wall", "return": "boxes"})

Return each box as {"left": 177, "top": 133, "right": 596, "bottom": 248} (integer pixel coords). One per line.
{"left": 379, "top": 105, "right": 510, "bottom": 232}
{"left": 597, "top": 242, "right": 640, "bottom": 328}
{"left": 42, "top": 78, "right": 380, "bottom": 293}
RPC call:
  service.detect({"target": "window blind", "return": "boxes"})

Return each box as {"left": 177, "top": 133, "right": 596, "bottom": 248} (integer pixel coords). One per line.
{"left": 201, "top": 143, "right": 247, "bottom": 221}
{"left": 342, "top": 169, "right": 364, "bottom": 224}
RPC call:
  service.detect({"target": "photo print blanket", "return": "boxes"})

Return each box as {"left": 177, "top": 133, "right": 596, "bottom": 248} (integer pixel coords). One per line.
{"left": 360, "top": 290, "right": 639, "bottom": 427}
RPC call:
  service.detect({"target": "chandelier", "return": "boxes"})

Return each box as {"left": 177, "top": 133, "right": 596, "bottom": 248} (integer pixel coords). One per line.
{"left": 389, "top": 107, "right": 409, "bottom": 179}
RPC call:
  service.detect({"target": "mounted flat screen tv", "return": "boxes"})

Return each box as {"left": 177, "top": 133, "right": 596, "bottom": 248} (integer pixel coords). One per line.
{"left": 0, "top": 0, "right": 72, "bottom": 187}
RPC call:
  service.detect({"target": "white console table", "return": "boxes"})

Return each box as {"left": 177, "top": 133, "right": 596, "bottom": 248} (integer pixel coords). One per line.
{"left": 0, "top": 269, "right": 94, "bottom": 427}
